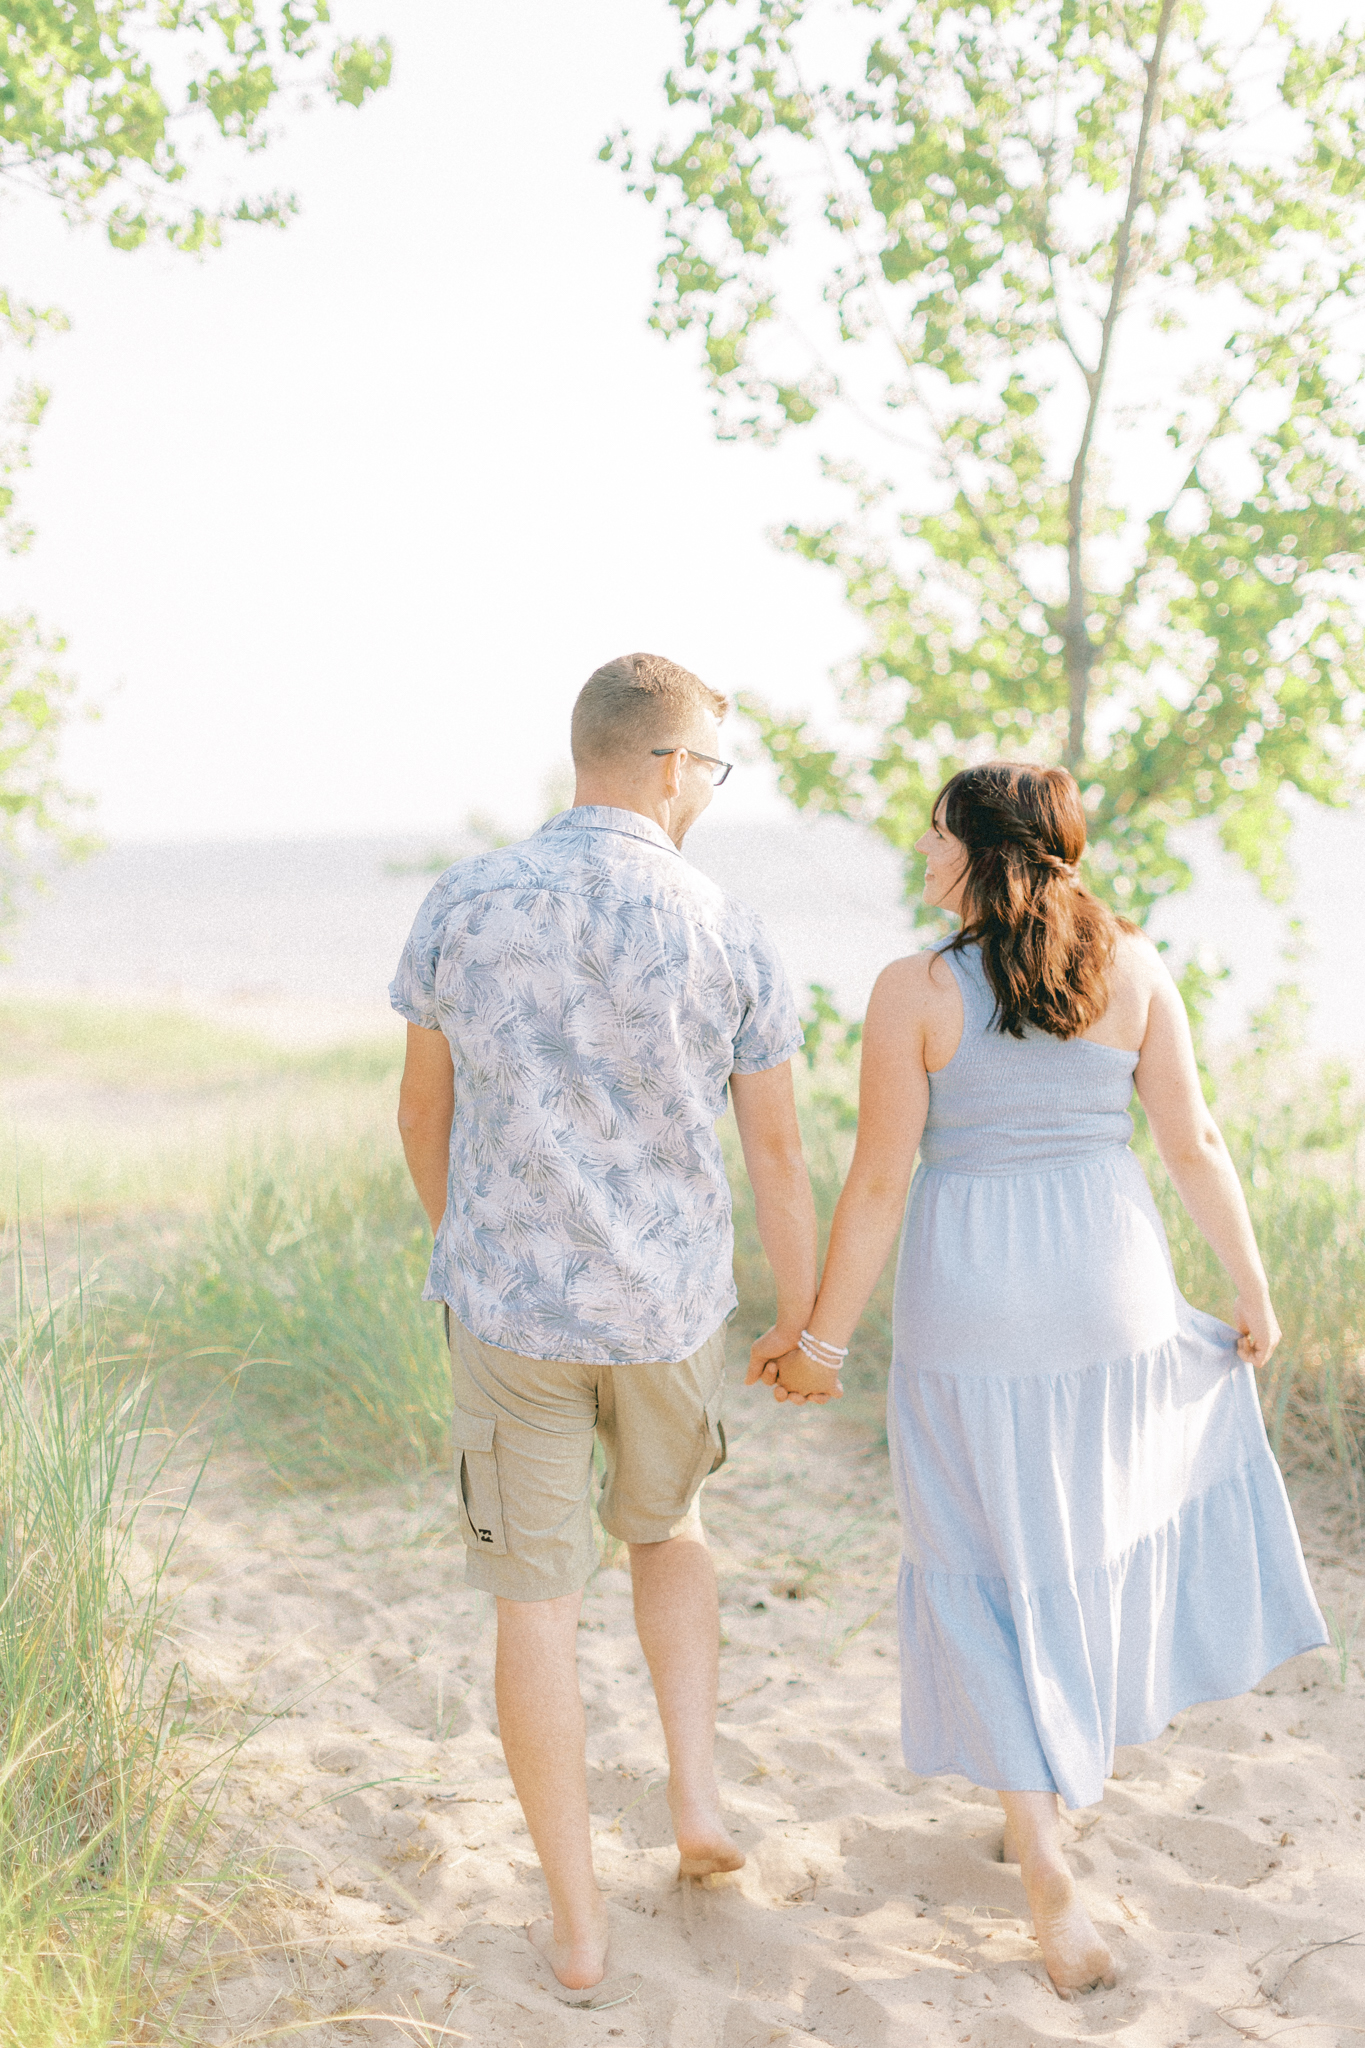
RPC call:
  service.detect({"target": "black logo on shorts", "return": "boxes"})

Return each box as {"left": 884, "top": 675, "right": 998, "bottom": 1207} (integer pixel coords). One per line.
{"left": 477, "top": 1527, "right": 494, "bottom": 1543}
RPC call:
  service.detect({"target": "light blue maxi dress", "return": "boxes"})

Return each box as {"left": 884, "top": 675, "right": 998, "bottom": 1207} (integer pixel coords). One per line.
{"left": 889, "top": 941, "right": 1327, "bottom": 1810}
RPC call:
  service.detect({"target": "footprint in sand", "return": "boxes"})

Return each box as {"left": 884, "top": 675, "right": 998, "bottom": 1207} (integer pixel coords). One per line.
{"left": 1115, "top": 1810, "right": 1280, "bottom": 1888}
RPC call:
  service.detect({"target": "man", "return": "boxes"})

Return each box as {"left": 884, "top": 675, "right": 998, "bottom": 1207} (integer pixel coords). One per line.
{"left": 391, "top": 652, "right": 817, "bottom": 1991}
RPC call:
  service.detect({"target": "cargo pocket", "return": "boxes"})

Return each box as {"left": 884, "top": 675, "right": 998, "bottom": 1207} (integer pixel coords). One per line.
{"left": 452, "top": 1412, "right": 507, "bottom": 1557}
{"left": 704, "top": 1386, "right": 727, "bottom": 1477}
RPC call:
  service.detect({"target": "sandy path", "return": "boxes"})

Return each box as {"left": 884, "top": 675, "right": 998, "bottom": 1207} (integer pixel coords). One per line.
{"left": 158, "top": 1384, "right": 1365, "bottom": 2048}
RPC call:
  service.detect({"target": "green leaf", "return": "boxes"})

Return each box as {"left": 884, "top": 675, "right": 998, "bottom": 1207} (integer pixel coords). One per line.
{"left": 329, "top": 36, "right": 394, "bottom": 109}
{"left": 620, "top": 0, "right": 1365, "bottom": 923}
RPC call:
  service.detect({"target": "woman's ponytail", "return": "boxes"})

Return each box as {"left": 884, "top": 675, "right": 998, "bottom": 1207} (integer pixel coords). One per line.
{"left": 936, "top": 762, "right": 1135, "bottom": 1040}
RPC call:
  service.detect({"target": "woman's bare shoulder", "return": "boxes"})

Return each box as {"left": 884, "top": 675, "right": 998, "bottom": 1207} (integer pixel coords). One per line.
{"left": 1111, "top": 925, "right": 1166, "bottom": 991}
{"left": 867, "top": 947, "right": 963, "bottom": 1071}
{"left": 869, "top": 948, "right": 959, "bottom": 1017}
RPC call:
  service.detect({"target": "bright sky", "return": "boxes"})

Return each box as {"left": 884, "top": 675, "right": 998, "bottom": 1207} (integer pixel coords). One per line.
{"left": 1, "top": 0, "right": 1360, "bottom": 887}
{"left": 2, "top": 0, "right": 853, "bottom": 842}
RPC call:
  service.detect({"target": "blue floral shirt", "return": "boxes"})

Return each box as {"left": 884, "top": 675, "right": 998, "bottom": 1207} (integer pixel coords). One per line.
{"left": 389, "top": 806, "right": 802, "bottom": 1364}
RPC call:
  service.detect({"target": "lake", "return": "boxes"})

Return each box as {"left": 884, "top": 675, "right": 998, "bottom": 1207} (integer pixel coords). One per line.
{"left": 1, "top": 804, "right": 1361, "bottom": 1056}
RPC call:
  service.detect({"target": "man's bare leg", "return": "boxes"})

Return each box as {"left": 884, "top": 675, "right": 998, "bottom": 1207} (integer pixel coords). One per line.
{"left": 629, "top": 1531, "right": 744, "bottom": 1877}
{"left": 495, "top": 1591, "right": 609, "bottom": 1989}
{"left": 997, "top": 1790, "right": 1116, "bottom": 1999}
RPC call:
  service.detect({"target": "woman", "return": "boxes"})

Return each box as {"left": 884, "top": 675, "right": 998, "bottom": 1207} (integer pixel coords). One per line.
{"left": 750, "top": 762, "right": 1326, "bottom": 1998}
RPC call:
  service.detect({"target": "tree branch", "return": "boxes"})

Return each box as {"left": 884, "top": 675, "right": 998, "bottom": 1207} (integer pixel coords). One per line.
{"left": 800, "top": 88, "right": 1030, "bottom": 597}
{"left": 1034, "top": 71, "right": 1096, "bottom": 385}
{"left": 1095, "top": 273, "right": 1347, "bottom": 663}
{"left": 1065, "top": 0, "right": 1178, "bottom": 770}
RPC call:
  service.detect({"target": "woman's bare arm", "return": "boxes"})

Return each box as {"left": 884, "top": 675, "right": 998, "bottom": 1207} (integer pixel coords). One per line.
{"left": 749, "top": 955, "right": 933, "bottom": 1402}
{"left": 1133, "top": 945, "right": 1280, "bottom": 1366}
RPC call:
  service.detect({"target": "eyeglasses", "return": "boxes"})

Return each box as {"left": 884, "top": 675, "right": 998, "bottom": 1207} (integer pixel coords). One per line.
{"left": 651, "top": 746, "right": 734, "bottom": 787}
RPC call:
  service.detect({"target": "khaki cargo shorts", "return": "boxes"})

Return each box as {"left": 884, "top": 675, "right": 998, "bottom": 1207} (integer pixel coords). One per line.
{"left": 445, "top": 1310, "right": 729, "bottom": 1602}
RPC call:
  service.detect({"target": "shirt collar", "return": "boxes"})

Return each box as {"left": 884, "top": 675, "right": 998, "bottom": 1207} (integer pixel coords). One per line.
{"left": 538, "top": 804, "right": 681, "bottom": 858}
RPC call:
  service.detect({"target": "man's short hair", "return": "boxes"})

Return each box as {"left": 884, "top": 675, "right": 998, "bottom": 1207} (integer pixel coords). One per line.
{"left": 571, "top": 652, "right": 728, "bottom": 769}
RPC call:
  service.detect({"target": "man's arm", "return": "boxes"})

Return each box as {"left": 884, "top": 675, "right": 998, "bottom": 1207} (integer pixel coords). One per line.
{"left": 397, "top": 1022, "right": 455, "bottom": 1231}
{"left": 728, "top": 1060, "right": 817, "bottom": 1365}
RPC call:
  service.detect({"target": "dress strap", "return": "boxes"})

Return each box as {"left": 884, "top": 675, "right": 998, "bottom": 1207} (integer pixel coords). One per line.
{"left": 934, "top": 940, "right": 996, "bottom": 1038}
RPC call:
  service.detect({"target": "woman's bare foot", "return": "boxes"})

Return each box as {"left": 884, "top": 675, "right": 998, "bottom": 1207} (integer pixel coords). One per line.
{"left": 526, "top": 1909, "right": 610, "bottom": 1991}
{"left": 1019, "top": 1852, "right": 1116, "bottom": 1999}
{"left": 670, "top": 1784, "right": 745, "bottom": 1878}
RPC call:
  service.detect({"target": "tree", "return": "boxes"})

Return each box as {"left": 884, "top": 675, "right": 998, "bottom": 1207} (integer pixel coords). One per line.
{"left": 611, "top": 0, "right": 1365, "bottom": 922}
{"left": 1, "top": 0, "right": 392, "bottom": 252}
{"left": 0, "top": 614, "right": 91, "bottom": 925}
{"left": 0, "top": 0, "right": 392, "bottom": 907}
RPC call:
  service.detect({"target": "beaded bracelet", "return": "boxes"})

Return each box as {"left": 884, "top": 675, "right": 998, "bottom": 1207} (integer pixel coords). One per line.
{"left": 798, "top": 1329, "right": 849, "bottom": 1368}
{"left": 799, "top": 1328, "right": 848, "bottom": 1359}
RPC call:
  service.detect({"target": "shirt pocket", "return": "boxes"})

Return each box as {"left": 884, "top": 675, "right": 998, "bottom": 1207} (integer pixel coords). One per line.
{"left": 453, "top": 1411, "right": 507, "bottom": 1557}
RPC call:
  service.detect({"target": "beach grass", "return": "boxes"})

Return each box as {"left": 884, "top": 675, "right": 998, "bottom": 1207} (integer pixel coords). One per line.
{"left": 6, "top": 993, "right": 1362, "bottom": 1497}
{"left": 0, "top": 997, "right": 402, "bottom": 1228}
{"left": 1149, "top": 996, "right": 1365, "bottom": 1487}
{"left": 150, "top": 1141, "right": 449, "bottom": 1488}
{"left": 123, "top": 1038, "right": 1365, "bottom": 1494}
{"left": 0, "top": 1269, "right": 216, "bottom": 2045}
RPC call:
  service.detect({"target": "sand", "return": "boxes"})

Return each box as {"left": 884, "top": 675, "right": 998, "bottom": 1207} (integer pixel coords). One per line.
{"left": 155, "top": 1382, "right": 1365, "bottom": 2048}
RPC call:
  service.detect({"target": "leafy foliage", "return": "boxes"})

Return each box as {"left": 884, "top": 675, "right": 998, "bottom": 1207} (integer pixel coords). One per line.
{"left": 613, "top": 0, "right": 1365, "bottom": 920}
{"left": 800, "top": 979, "right": 863, "bottom": 1129}
{"left": 0, "top": 292, "right": 67, "bottom": 557}
{"left": 0, "top": 0, "right": 392, "bottom": 913}
{"left": 0, "top": 615, "right": 93, "bottom": 926}
{"left": 0, "top": 0, "right": 392, "bottom": 252}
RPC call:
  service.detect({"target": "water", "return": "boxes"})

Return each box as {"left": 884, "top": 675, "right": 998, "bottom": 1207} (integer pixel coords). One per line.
{"left": 1, "top": 806, "right": 1361, "bottom": 1055}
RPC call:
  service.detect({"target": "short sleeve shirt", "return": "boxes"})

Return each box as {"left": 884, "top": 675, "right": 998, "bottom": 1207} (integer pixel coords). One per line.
{"left": 389, "top": 806, "right": 802, "bottom": 1364}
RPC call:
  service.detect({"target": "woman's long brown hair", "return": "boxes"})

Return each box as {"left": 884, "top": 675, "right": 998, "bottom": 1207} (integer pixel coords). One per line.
{"left": 937, "top": 762, "right": 1135, "bottom": 1040}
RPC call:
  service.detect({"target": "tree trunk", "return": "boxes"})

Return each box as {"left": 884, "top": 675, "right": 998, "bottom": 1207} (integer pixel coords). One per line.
{"left": 1062, "top": 0, "right": 1177, "bottom": 775}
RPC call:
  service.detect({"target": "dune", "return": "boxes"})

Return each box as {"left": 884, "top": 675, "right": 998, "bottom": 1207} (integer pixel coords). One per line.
{"left": 157, "top": 1371, "right": 1365, "bottom": 2047}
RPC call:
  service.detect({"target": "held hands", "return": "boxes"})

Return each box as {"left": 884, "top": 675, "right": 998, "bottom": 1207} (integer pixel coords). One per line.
{"left": 770, "top": 1347, "right": 844, "bottom": 1404}
{"left": 1234, "top": 1292, "right": 1281, "bottom": 1369}
{"left": 746, "top": 1326, "right": 843, "bottom": 1406}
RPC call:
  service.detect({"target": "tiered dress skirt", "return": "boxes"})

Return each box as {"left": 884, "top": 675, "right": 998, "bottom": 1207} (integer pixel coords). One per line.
{"left": 890, "top": 1127, "right": 1326, "bottom": 1810}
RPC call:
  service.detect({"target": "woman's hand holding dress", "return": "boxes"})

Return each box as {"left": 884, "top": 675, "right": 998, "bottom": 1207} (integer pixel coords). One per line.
{"left": 1234, "top": 1291, "right": 1281, "bottom": 1368}
{"left": 1135, "top": 952, "right": 1283, "bottom": 1370}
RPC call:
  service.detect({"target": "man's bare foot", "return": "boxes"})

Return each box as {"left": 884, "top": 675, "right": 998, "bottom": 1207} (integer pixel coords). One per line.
{"left": 670, "top": 1785, "right": 745, "bottom": 1878}
{"left": 1019, "top": 1852, "right": 1116, "bottom": 1999}
{"left": 526, "top": 1910, "right": 609, "bottom": 1991}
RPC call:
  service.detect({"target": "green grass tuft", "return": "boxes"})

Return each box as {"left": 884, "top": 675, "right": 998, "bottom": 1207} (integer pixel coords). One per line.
{"left": 1, "top": 998, "right": 405, "bottom": 1227}
{"left": 153, "top": 1143, "right": 449, "bottom": 1488}
{"left": 0, "top": 1268, "right": 219, "bottom": 2044}
{"left": 120, "top": 1042, "right": 1363, "bottom": 1491}
{"left": 10, "top": 992, "right": 1361, "bottom": 1499}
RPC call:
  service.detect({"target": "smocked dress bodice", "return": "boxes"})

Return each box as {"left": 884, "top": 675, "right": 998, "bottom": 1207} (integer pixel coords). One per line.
{"left": 919, "top": 942, "right": 1136, "bottom": 1175}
